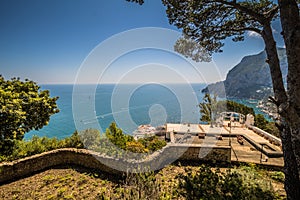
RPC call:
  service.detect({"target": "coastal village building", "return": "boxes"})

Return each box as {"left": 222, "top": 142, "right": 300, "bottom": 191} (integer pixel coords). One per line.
{"left": 133, "top": 124, "right": 165, "bottom": 139}
{"left": 133, "top": 124, "right": 156, "bottom": 139}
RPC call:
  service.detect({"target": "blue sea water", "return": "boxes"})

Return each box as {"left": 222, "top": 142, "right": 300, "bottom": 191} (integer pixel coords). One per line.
{"left": 25, "top": 83, "right": 206, "bottom": 140}
{"left": 24, "top": 84, "right": 269, "bottom": 140}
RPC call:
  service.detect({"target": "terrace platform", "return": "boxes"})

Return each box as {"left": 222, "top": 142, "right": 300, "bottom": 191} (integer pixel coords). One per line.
{"left": 164, "top": 123, "right": 284, "bottom": 167}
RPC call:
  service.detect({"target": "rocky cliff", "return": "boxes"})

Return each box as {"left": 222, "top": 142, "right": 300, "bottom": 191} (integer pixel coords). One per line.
{"left": 202, "top": 48, "right": 287, "bottom": 99}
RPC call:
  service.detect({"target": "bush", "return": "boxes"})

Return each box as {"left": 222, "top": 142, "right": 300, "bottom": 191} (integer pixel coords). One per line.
{"left": 147, "top": 138, "right": 167, "bottom": 151}
{"left": 120, "top": 170, "right": 161, "bottom": 200}
{"left": 255, "top": 114, "right": 280, "bottom": 137}
{"left": 105, "top": 123, "right": 166, "bottom": 154}
{"left": 137, "top": 136, "right": 167, "bottom": 152}
{"left": 63, "top": 131, "right": 83, "bottom": 148}
{"left": 126, "top": 141, "right": 148, "bottom": 153}
{"left": 264, "top": 122, "right": 280, "bottom": 138}
{"left": 255, "top": 114, "right": 268, "bottom": 130}
{"left": 0, "top": 139, "right": 16, "bottom": 156}
{"left": 105, "top": 122, "right": 134, "bottom": 150}
{"left": 0, "top": 131, "right": 84, "bottom": 162}
{"left": 269, "top": 171, "right": 285, "bottom": 183}
{"left": 178, "top": 165, "right": 277, "bottom": 200}
{"left": 178, "top": 166, "right": 224, "bottom": 199}
{"left": 0, "top": 123, "right": 167, "bottom": 162}
{"left": 78, "top": 129, "right": 100, "bottom": 149}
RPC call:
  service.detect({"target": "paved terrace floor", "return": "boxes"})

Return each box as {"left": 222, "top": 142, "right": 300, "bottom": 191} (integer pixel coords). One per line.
{"left": 174, "top": 124, "right": 284, "bottom": 167}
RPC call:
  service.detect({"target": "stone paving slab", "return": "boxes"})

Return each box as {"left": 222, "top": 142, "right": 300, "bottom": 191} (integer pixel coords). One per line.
{"left": 230, "top": 137, "right": 284, "bottom": 166}
{"left": 189, "top": 125, "right": 284, "bottom": 166}
{"left": 171, "top": 124, "right": 283, "bottom": 167}
{"left": 201, "top": 125, "right": 282, "bottom": 152}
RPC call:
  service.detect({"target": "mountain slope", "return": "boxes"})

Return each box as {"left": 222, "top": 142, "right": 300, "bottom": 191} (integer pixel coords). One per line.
{"left": 202, "top": 48, "right": 287, "bottom": 99}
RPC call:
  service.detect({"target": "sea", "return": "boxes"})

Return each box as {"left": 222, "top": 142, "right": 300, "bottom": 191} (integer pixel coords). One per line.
{"left": 24, "top": 83, "right": 266, "bottom": 140}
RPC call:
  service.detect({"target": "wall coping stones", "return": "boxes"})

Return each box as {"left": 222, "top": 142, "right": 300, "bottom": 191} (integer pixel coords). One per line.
{"left": 0, "top": 145, "right": 231, "bottom": 184}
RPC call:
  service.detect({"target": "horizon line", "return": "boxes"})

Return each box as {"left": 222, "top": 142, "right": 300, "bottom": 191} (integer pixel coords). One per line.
{"left": 40, "top": 82, "right": 210, "bottom": 85}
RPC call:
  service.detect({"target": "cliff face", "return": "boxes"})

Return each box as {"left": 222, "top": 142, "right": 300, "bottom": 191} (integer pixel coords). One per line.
{"left": 202, "top": 48, "right": 287, "bottom": 99}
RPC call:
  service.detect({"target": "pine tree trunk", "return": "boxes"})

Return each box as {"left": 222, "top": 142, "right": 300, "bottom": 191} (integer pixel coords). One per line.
{"left": 278, "top": 0, "right": 300, "bottom": 114}
{"left": 261, "top": 24, "right": 286, "bottom": 104}
{"left": 268, "top": 1, "right": 300, "bottom": 199}
{"left": 278, "top": 0, "right": 300, "bottom": 167}
{"left": 280, "top": 123, "right": 300, "bottom": 199}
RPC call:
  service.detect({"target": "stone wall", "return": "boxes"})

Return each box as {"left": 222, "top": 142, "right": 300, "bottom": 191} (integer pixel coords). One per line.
{"left": 168, "top": 144, "right": 231, "bottom": 162}
{"left": 0, "top": 145, "right": 231, "bottom": 184}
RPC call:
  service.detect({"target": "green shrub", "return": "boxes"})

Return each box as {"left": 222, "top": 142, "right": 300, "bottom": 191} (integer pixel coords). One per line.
{"left": 12, "top": 136, "right": 48, "bottom": 158}
{"left": 178, "top": 165, "right": 278, "bottom": 200}
{"left": 63, "top": 131, "right": 83, "bottom": 148}
{"left": 105, "top": 122, "right": 134, "bottom": 150}
{"left": 264, "top": 122, "right": 280, "bottom": 138}
{"left": 254, "top": 114, "right": 280, "bottom": 137}
{"left": 126, "top": 141, "right": 148, "bottom": 153}
{"left": 137, "top": 136, "right": 167, "bottom": 152}
{"left": 255, "top": 114, "right": 268, "bottom": 130}
{"left": 215, "top": 100, "right": 255, "bottom": 116}
{"left": 120, "top": 170, "right": 161, "bottom": 200}
{"left": 0, "top": 131, "right": 85, "bottom": 162}
{"left": 78, "top": 129, "right": 101, "bottom": 149}
{"left": 147, "top": 138, "right": 167, "bottom": 152}
{"left": 178, "top": 166, "right": 224, "bottom": 199}
{"left": 0, "top": 123, "right": 167, "bottom": 162}
{"left": 269, "top": 171, "right": 285, "bottom": 183}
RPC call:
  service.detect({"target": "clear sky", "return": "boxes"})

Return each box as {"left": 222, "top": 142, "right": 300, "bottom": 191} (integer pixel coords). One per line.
{"left": 0, "top": 0, "right": 285, "bottom": 84}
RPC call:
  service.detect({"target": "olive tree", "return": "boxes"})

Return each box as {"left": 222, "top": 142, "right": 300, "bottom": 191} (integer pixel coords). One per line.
{"left": 0, "top": 76, "right": 59, "bottom": 154}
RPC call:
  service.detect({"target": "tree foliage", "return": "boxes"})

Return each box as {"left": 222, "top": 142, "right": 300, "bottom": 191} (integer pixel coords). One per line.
{"left": 254, "top": 114, "right": 280, "bottom": 137}
{"left": 255, "top": 114, "right": 268, "bottom": 130}
{"left": 217, "top": 100, "right": 255, "bottom": 116}
{"left": 129, "top": 0, "right": 278, "bottom": 61}
{"left": 199, "top": 93, "right": 255, "bottom": 123}
{"left": 0, "top": 76, "right": 59, "bottom": 153}
{"left": 174, "top": 36, "right": 212, "bottom": 62}
{"left": 199, "top": 93, "right": 217, "bottom": 123}
{"left": 105, "top": 122, "right": 166, "bottom": 154}
{"left": 105, "top": 122, "right": 134, "bottom": 150}
{"left": 164, "top": 0, "right": 275, "bottom": 56}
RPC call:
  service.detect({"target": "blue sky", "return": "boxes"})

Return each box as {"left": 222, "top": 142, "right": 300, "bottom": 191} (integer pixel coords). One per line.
{"left": 0, "top": 0, "right": 285, "bottom": 84}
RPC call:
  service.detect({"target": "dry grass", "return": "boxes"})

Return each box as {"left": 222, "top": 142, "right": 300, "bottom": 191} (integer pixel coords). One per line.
{"left": 0, "top": 165, "right": 286, "bottom": 200}
{"left": 0, "top": 167, "right": 117, "bottom": 200}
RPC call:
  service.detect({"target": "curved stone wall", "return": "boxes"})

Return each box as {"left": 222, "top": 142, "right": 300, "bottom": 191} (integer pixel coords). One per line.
{"left": 0, "top": 145, "right": 231, "bottom": 184}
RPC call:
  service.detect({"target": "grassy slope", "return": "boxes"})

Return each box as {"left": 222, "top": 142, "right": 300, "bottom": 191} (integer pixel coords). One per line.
{"left": 0, "top": 165, "right": 286, "bottom": 200}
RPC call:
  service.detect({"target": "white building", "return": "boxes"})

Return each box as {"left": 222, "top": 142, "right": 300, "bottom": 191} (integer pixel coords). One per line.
{"left": 217, "top": 112, "right": 245, "bottom": 127}
{"left": 133, "top": 124, "right": 156, "bottom": 139}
